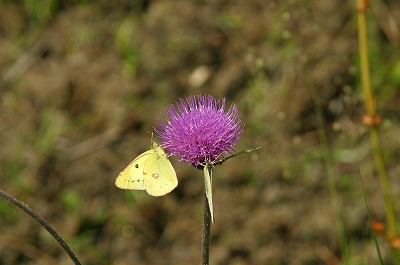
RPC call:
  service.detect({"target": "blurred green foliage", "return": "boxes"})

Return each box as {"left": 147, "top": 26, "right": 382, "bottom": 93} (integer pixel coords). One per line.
{"left": 0, "top": 200, "right": 18, "bottom": 223}
{"left": 61, "top": 189, "right": 81, "bottom": 212}
{"left": 24, "top": 0, "right": 59, "bottom": 26}
{"left": 115, "top": 18, "right": 140, "bottom": 77}
{"left": 36, "top": 107, "right": 66, "bottom": 156}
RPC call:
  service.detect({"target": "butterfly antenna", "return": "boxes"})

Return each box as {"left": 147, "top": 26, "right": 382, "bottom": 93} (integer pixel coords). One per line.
{"left": 146, "top": 131, "right": 154, "bottom": 145}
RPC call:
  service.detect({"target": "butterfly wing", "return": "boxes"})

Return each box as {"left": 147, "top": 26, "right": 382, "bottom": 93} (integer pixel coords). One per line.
{"left": 143, "top": 144, "right": 178, "bottom": 196}
{"left": 115, "top": 150, "right": 154, "bottom": 190}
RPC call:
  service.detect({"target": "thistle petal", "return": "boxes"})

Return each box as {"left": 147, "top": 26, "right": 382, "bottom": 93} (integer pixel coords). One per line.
{"left": 155, "top": 95, "right": 244, "bottom": 167}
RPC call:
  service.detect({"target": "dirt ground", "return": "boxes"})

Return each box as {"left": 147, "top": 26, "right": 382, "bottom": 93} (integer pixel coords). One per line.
{"left": 1, "top": 1, "right": 400, "bottom": 264}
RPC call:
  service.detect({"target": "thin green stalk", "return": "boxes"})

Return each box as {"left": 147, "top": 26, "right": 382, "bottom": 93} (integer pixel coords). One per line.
{"left": 359, "top": 172, "right": 384, "bottom": 265}
{"left": 0, "top": 189, "right": 81, "bottom": 265}
{"left": 370, "top": 128, "right": 397, "bottom": 239}
{"left": 314, "top": 95, "right": 349, "bottom": 265}
{"left": 356, "top": 0, "right": 399, "bottom": 261}
{"left": 357, "top": 0, "right": 374, "bottom": 117}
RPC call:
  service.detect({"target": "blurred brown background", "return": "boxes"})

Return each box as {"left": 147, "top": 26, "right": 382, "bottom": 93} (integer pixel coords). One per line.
{"left": 1, "top": 0, "right": 400, "bottom": 264}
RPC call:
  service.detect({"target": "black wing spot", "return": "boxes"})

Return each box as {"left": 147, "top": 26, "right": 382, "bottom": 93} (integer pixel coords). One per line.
{"left": 135, "top": 164, "right": 139, "bottom": 168}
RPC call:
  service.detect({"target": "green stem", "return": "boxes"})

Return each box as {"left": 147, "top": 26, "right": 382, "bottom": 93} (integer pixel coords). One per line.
{"left": 314, "top": 94, "right": 349, "bottom": 264}
{"left": 357, "top": 0, "right": 374, "bottom": 116}
{"left": 359, "top": 172, "right": 384, "bottom": 265}
{"left": 202, "top": 192, "right": 211, "bottom": 265}
{"left": 370, "top": 128, "right": 397, "bottom": 239}
{"left": 356, "top": 0, "right": 399, "bottom": 261}
{"left": 0, "top": 189, "right": 81, "bottom": 265}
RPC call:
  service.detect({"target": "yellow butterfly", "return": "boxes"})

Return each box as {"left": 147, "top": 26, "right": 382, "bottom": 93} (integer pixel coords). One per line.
{"left": 115, "top": 140, "right": 177, "bottom": 196}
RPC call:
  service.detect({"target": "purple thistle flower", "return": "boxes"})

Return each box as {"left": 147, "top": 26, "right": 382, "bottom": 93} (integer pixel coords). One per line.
{"left": 155, "top": 94, "right": 244, "bottom": 168}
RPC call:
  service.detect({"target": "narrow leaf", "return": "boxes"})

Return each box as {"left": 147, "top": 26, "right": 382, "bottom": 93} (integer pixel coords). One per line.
{"left": 204, "top": 163, "right": 214, "bottom": 223}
